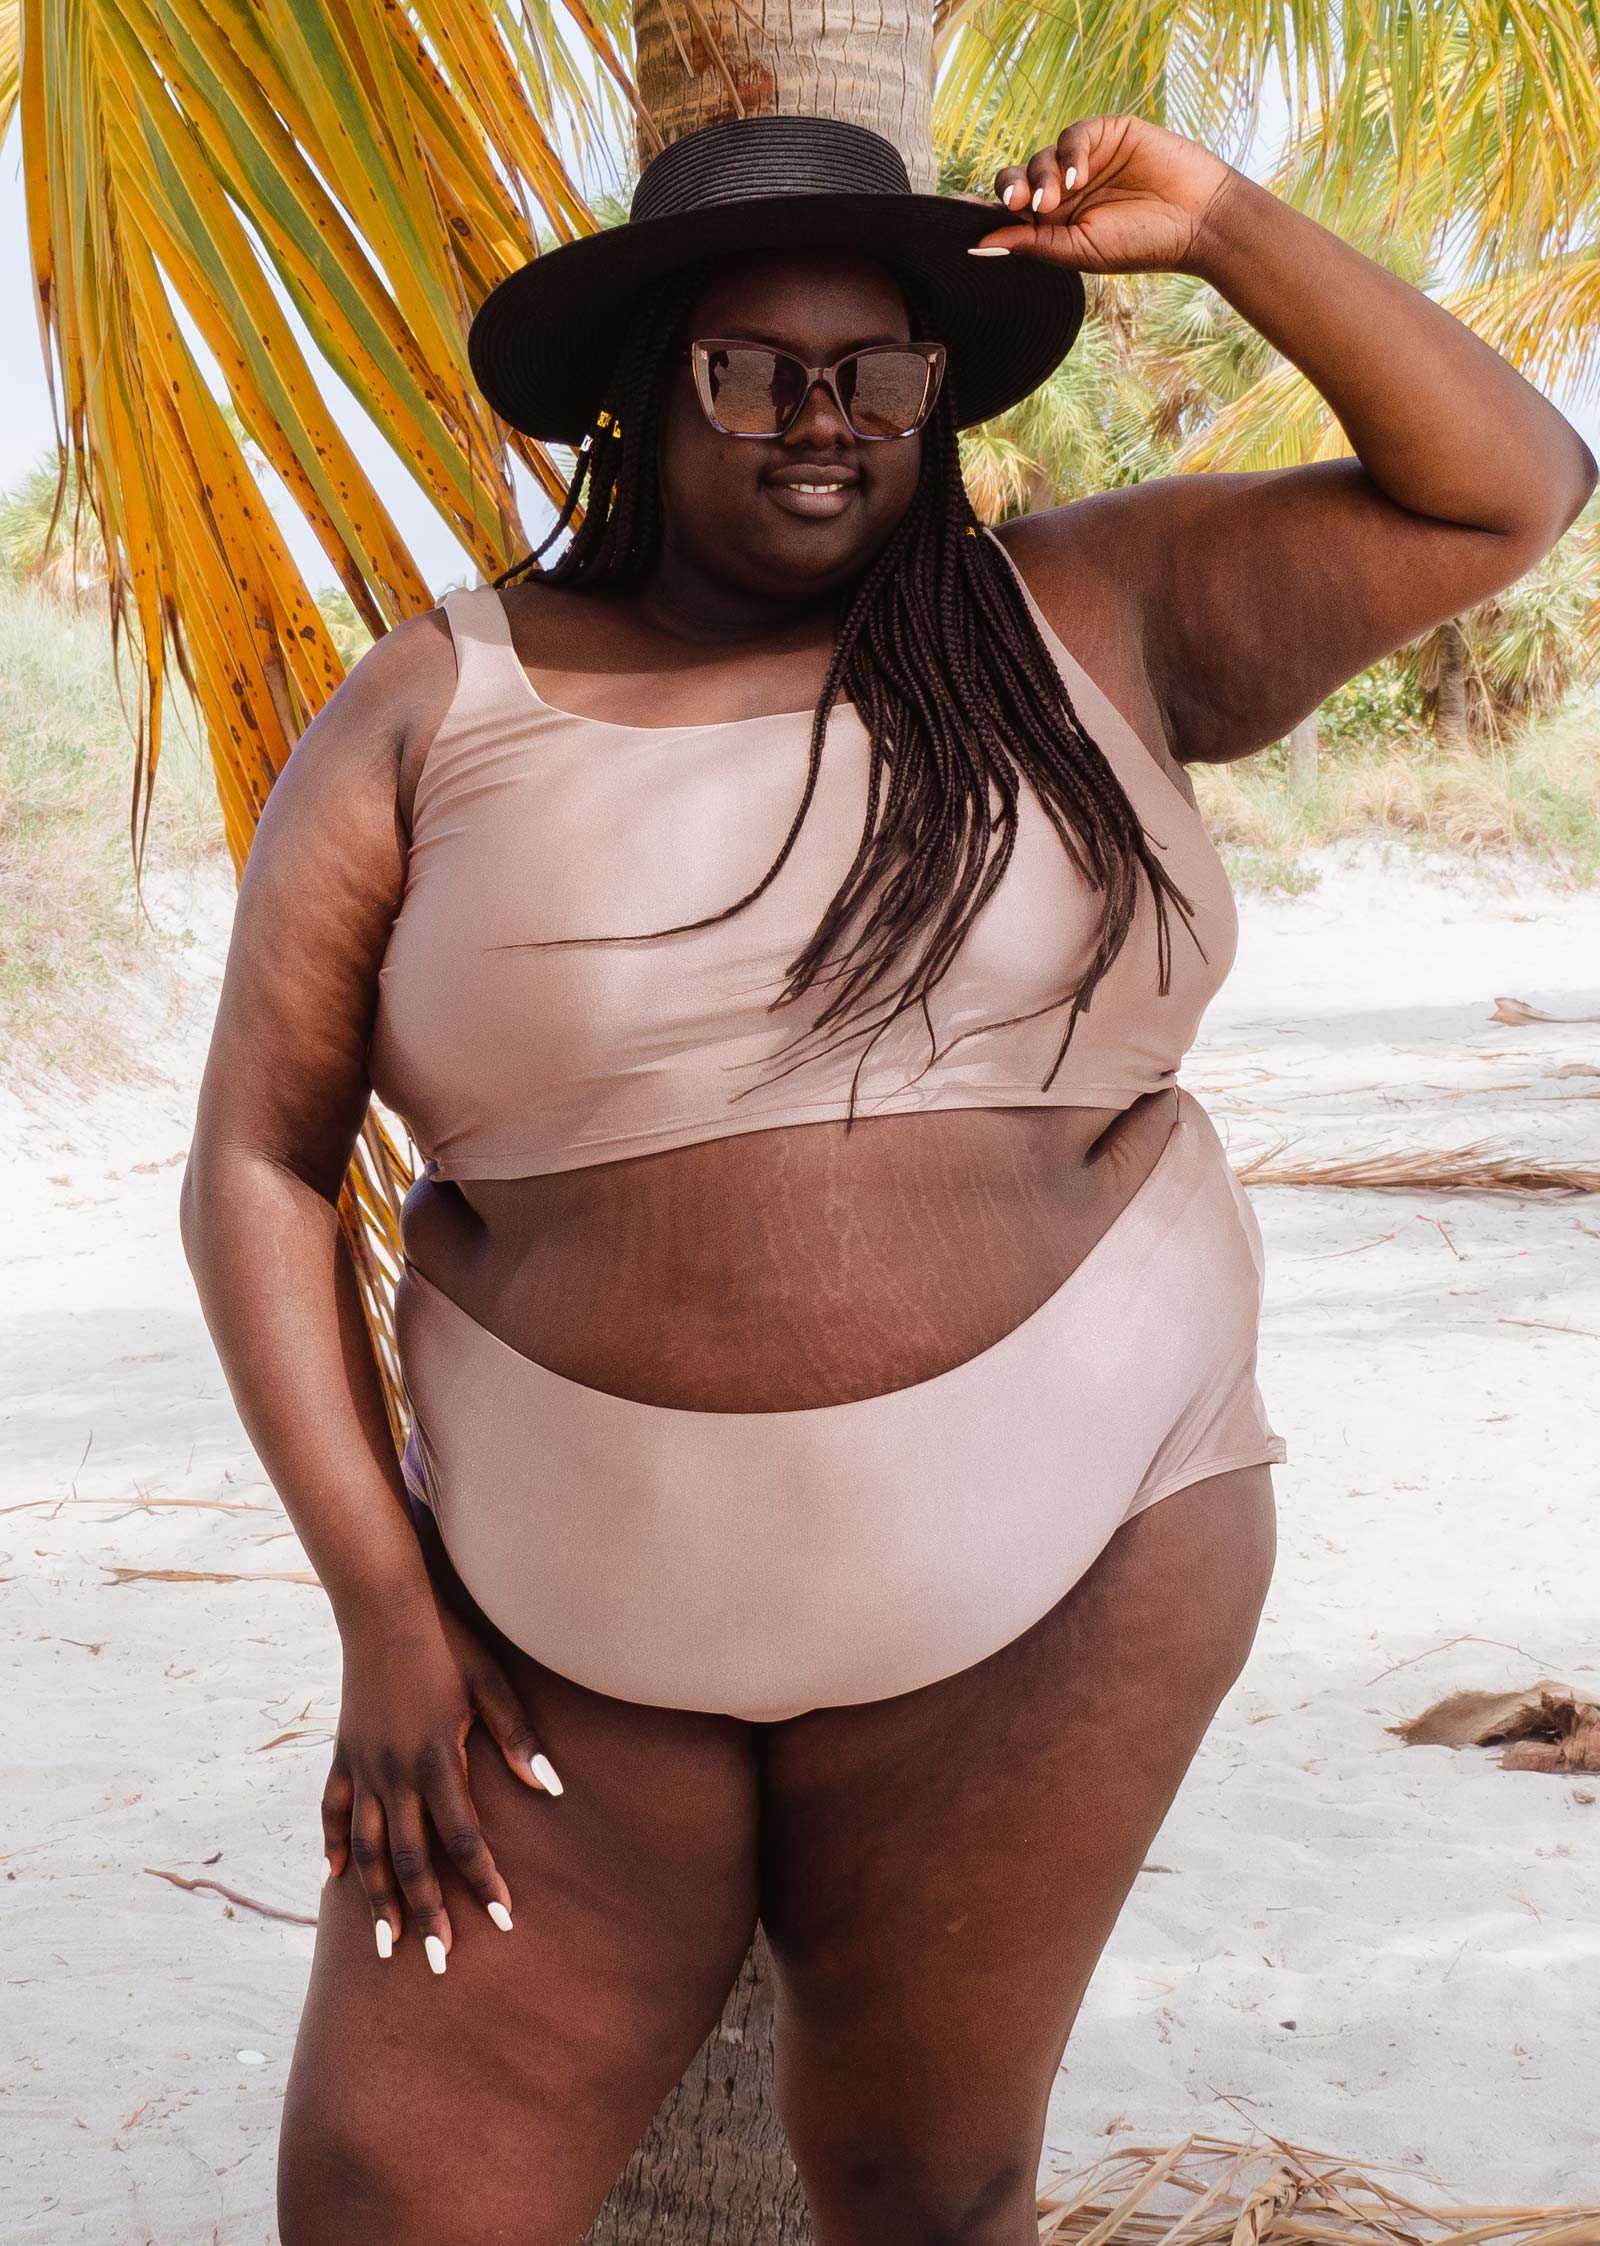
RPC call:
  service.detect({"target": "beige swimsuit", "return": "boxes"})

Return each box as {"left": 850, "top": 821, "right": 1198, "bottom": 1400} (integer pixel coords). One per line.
{"left": 369, "top": 528, "right": 1287, "bottom": 1720}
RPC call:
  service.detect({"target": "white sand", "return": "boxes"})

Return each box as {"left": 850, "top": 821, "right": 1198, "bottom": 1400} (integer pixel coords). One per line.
{"left": 3, "top": 839, "right": 1597, "bottom": 2240}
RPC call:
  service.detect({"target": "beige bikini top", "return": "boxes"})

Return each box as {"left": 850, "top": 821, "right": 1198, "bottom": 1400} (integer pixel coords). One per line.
{"left": 367, "top": 527, "right": 1239, "bottom": 1181}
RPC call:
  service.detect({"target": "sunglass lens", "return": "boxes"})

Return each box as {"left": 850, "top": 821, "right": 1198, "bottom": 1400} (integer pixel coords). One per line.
{"left": 704, "top": 344, "right": 804, "bottom": 435}
{"left": 841, "top": 350, "right": 933, "bottom": 437}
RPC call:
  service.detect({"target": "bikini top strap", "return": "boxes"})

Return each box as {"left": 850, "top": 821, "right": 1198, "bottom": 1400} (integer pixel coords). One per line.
{"left": 438, "top": 582, "right": 531, "bottom": 722}
{"left": 978, "top": 522, "right": 1072, "bottom": 666}
{"left": 978, "top": 522, "right": 1149, "bottom": 773}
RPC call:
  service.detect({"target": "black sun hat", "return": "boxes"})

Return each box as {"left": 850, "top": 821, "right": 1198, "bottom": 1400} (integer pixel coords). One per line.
{"left": 467, "top": 112, "right": 1087, "bottom": 444}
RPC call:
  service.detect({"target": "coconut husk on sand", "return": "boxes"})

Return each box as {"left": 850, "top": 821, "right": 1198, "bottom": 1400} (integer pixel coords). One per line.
{"left": 1389, "top": 1684, "right": 1600, "bottom": 1773}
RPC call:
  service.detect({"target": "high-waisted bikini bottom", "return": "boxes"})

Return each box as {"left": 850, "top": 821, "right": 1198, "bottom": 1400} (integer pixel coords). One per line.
{"left": 395, "top": 1086, "right": 1288, "bottom": 1722}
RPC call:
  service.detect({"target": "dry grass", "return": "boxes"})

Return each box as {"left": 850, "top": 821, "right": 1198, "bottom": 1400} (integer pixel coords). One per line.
{"left": 1233, "top": 1137, "right": 1600, "bottom": 1196}
{"left": 0, "top": 578, "right": 227, "bottom": 1085}
{"left": 1195, "top": 705, "right": 1600, "bottom": 894}
{"left": 1035, "top": 2131, "right": 1600, "bottom": 2245}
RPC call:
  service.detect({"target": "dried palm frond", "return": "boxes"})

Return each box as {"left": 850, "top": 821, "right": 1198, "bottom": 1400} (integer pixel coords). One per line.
{"left": 958, "top": 425, "right": 1051, "bottom": 526}
{"left": 1035, "top": 2130, "right": 1600, "bottom": 2246}
{"left": 1234, "top": 1138, "right": 1600, "bottom": 1197}
{"left": 14, "top": 0, "right": 626, "bottom": 1443}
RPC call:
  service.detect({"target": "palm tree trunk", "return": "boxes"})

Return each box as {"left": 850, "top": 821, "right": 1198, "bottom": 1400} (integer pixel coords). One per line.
{"left": 1287, "top": 712, "right": 1319, "bottom": 791}
{"left": 1434, "top": 619, "right": 1469, "bottom": 750}
{"left": 633, "top": 0, "right": 935, "bottom": 186}
{"left": 580, "top": 17, "right": 936, "bottom": 2237}
{"left": 584, "top": 1931, "right": 813, "bottom": 2244}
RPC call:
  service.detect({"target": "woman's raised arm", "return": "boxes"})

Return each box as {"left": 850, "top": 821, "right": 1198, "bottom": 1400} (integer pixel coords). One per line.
{"left": 972, "top": 115, "right": 1599, "bottom": 763}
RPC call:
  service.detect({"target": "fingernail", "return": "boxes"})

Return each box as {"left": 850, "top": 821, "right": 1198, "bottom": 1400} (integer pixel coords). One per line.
{"left": 375, "top": 1919, "right": 393, "bottom": 1960}
{"left": 320, "top": 1858, "right": 332, "bottom": 1888}
{"left": 487, "top": 1901, "right": 513, "bottom": 1933}
{"left": 1030, "top": 185, "right": 1044, "bottom": 211}
{"left": 530, "top": 1752, "right": 564, "bottom": 1797}
{"left": 1003, "top": 181, "right": 1025, "bottom": 208}
{"left": 967, "top": 247, "right": 1010, "bottom": 258}
{"left": 425, "top": 1934, "right": 448, "bottom": 1976}
{"left": 1064, "top": 165, "right": 1077, "bottom": 188}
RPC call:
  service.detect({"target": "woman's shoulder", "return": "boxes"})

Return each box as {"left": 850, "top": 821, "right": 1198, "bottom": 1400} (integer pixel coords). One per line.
{"left": 266, "top": 607, "right": 461, "bottom": 855}
{"left": 990, "top": 496, "right": 1193, "bottom": 789}
{"left": 334, "top": 603, "right": 459, "bottom": 735}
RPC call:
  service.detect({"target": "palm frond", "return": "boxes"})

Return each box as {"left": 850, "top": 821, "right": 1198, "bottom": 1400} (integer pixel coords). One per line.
{"left": 1172, "top": 246, "right": 1600, "bottom": 477}
{"left": 0, "top": 2, "right": 19, "bottom": 144}
{"left": 931, "top": 1, "right": 1600, "bottom": 266}
{"left": 1034, "top": 2127, "right": 1600, "bottom": 2245}
{"left": 18, "top": 0, "right": 641, "bottom": 1443}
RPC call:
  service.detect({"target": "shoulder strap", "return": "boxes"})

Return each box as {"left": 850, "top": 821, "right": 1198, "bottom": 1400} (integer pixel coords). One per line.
{"left": 438, "top": 583, "right": 530, "bottom": 720}
{"left": 979, "top": 522, "right": 1148, "bottom": 764}
{"left": 979, "top": 523, "right": 1074, "bottom": 669}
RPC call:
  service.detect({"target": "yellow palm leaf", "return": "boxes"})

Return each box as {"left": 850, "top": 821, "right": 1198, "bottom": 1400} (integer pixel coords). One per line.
{"left": 932, "top": 0, "right": 1600, "bottom": 265}
{"left": 0, "top": 4, "right": 18, "bottom": 143}
{"left": 18, "top": 0, "right": 633, "bottom": 1436}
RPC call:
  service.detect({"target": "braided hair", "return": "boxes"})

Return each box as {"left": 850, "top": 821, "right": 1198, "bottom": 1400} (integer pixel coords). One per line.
{"left": 492, "top": 259, "right": 1206, "bottom": 1125}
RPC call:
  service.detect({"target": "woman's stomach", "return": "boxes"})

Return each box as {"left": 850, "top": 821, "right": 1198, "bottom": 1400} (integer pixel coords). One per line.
{"left": 396, "top": 1092, "right": 1182, "bottom": 1413}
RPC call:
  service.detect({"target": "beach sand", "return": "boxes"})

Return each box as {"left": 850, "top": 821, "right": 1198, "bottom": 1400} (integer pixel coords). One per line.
{"left": 3, "top": 839, "right": 1597, "bottom": 2240}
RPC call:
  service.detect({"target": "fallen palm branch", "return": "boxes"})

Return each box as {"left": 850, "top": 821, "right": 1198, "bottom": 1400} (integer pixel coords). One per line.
{"left": 1033, "top": 2129, "right": 1600, "bottom": 2245}
{"left": 144, "top": 1867, "right": 316, "bottom": 1928}
{"left": 1232, "top": 1133, "right": 1599, "bottom": 1196}
{"left": 103, "top": 1564, "right": 320, "bottom": 1587}
{"left": 1490, "top": 997, "right": 1600, "bottom": 1027}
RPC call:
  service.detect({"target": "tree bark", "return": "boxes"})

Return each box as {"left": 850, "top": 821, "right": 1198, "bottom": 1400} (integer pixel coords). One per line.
{"left": 582, "top": 12, "right": 936, "bottom": 2237}
{"left": 1433, "top": 618, "right": 1469, "bottom": 750}
{"left": 584, "top": 1929, "right": 814, "bottom": 2244}
{"left": 1287, "top": 711, "right": 1319, "bottom": 791}
{"left": 632, "top": 0, "right": 935, "bottom": 189}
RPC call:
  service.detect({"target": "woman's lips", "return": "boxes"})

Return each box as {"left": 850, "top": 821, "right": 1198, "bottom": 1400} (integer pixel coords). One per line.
{"left": 761, "top": 479, "right": 859, "bottom": 519}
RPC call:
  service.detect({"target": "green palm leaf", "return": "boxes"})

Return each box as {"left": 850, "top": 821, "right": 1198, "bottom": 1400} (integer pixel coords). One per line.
{"left": 15, "top": 0, "right": 635, "bottom": 1432}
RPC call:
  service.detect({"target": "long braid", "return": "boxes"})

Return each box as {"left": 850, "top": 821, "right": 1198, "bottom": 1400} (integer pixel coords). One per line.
{"left": 492, "top": 262, "right": 1209, "bottom": 1125}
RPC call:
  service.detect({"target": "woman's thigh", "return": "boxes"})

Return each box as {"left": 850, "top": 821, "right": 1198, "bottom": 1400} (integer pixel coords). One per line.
{"left": 278, "top": 1635, "right": 762, "bottom": 2246}
{"left": 758, "top": 1463, "right": 1278, "bottom": 2246}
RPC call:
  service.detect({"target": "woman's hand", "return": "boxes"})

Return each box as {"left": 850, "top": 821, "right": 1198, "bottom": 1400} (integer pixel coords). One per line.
{"left": 321, "top": 1593, "right": 562, "bottom": 1973}
{"left": 969, "top": 114, "right": 1239, "bottom": 277}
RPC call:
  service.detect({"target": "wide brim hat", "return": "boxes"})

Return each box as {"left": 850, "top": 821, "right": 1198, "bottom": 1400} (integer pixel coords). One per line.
{"left": 468, "top": 113, "right": 1086, "bottom": 444}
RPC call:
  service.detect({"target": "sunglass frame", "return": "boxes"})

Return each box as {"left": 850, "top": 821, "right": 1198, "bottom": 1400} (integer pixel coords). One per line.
{"left": 684, "top": 338, "right": 948, "bottom": 440}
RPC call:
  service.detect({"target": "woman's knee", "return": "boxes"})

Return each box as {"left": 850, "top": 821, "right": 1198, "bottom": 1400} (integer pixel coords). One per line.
{"left": 277, "top": 2105, "right": 576, "bottom": 2246}
{"left": 799, "top": 2141, "right": 1039, "bottom": 2246}
{"left": 277, "top": 2107, "right": 410, "bottom": 2246}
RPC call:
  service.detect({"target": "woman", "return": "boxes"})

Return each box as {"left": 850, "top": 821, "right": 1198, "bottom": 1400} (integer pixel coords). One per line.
{"left": 182, "top": 109, "right": 1593, "bottom": 2245}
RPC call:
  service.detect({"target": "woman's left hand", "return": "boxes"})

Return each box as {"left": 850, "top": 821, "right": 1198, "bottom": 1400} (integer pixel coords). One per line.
{"left": 970, "top": 115, "right": 1239, "bottom": 277}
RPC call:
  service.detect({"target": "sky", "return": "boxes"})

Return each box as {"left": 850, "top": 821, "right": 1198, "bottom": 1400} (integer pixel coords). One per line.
{"left": 3, "top": 69, "right": 1597, "bottom": 598}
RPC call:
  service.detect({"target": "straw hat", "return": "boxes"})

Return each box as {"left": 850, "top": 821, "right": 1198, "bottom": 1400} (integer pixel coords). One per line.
{"left": 467, "top": 112, "right": 1086, "bottom": 442}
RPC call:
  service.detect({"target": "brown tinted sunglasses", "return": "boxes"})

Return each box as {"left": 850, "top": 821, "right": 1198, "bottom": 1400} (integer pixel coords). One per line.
{"left": 684, "top": 338, "right": 948, "bottom": 441}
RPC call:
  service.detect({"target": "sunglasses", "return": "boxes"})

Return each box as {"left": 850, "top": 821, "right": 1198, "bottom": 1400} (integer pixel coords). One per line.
{"left": 684, "top": 337, "right": 947, "bottom": 441}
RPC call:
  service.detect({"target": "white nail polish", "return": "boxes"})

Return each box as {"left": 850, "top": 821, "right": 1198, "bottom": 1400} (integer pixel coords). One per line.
{"left": 1004, "top": 183, "right": 1023, "bottom": 208}
{"left": 1064, "top": 165, "right": 1077, "bottom": 188}
{"left": 967, "top": 247, "right": 1010, "bottom": 258}
{"left": 425, "top": 1934, "right": 448, "bottom": 1976}
{"left": 1031, "top": 186, "right": 1044, "bottom": 211}
{"left": 487, "top": 1901, "right": 513, "bottom": 1933}
{"left": 530, "top": 1752, "right": 564, "bottom": 1797}
{"left": 375, "top": 1919, "right": 393, "bottom": 1960}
